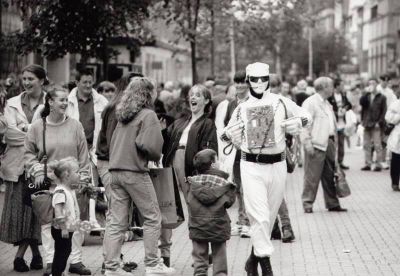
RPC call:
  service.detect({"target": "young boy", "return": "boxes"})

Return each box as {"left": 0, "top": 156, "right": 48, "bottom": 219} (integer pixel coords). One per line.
{"left": 187, "top": 149, "right": 236, "bottom": 276}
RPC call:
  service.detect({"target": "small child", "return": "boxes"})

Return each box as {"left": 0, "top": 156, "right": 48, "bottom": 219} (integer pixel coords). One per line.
{"left": 48, "top": 157, "right": 81, "bottom": 276}
{"left": 187, "top": 149, "right": 236, "bottom": 276}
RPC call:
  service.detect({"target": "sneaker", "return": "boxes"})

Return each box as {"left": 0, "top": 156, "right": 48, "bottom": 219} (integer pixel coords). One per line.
{"left": 104, "top": 268, "right": 132, "bottom": 276}
{"left": 381, "top": 162, "right": 389, "bottom": 170}
{"left": 372, "top": 166, "right": 382, "bottom": 172}
{"left": 145, "top": 262, "right": 176, "bottom": 275}
{"left": 361, "top": 165, "right": 371, "bottom": 171}
{"left": 69, "top": 262, "right": 91, "bottom": 275}
{"left": 231, "top": 225, "right": 241, "bottom": 236}
{"left": 240, "top": 225, "right": 251, "bottom": 238}
{"left": 281, "top": 227, "right": 295, "bottom": 243}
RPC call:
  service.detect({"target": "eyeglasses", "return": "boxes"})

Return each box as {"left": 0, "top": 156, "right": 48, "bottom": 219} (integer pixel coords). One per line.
{"left": 249, "top": 76, "right": 269, "bottom": 83}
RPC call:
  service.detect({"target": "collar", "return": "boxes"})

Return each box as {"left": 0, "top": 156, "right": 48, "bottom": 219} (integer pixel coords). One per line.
{"left": 315, "top": 93, "right": 326, "bottom": 103}
{"left": 21, "top": 91, "right": 45, "bottom": 107}
{"left": 76, "top": 91, "right": 93, "bottom": 103}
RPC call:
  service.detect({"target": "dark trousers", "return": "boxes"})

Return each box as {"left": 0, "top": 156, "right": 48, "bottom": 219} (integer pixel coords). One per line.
{"left": 192, "top": 241, "right": 227, "bottom": 276}
{"left": 302, "top": 139, "right": 340, "bottom": 209}
{"left": 390, "top": 152, "right": 400, "bottom": 187}
{"left": 232, "top": 154, "right": 249, "bottom": 226}
{"left": 337, "top": 130, "right": 345, "bottom": 164}
{"left": 51, "top": 227, "right": 73, "bottom": 276}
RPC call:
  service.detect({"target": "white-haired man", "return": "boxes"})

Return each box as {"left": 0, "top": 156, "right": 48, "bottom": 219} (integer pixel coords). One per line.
{"left": 301, "top": 77, "right": 348, "bottom": 213}
{"left": 223, "top": 62, "right": 311, "bottom": 276}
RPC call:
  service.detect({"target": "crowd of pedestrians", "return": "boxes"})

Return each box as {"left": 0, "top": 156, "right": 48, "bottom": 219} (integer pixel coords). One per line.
{"left": 0, "top": 62, "right": 399, "bottom": 276}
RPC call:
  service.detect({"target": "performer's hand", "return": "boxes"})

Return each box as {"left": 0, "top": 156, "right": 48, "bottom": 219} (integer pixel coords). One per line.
{"left": 224, "top": 122, "right": 244, "bottom": 147}
{"left": 281, "top": 117, "right": 302, "bottom": 135}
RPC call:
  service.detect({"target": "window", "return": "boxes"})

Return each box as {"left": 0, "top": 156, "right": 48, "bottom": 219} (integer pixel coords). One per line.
{"left": 371, "top": 5, "right": 378, "bottom": 20}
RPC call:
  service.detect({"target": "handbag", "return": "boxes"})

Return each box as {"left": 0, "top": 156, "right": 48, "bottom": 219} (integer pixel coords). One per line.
{"left": 23, "top": 118, "right": 51, "bottom": 206}
{"left": 31, "top": 189, "right": 65, "bottom": 225}
{"left": 280, "top": 99, "right": 297, "bottom": 173}
{"left": 384, "top": 123, "right": 395, "bottom": 136}
{"left": 335, "top": 166, "right": 351, "bottom": 198}
{"left": 149, "top": 167, "right": 185, "bottom": 229}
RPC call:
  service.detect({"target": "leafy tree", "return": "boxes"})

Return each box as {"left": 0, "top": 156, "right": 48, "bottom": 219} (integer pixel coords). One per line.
{"left": 2, "top": 0, "right": 152, "bottom": 79}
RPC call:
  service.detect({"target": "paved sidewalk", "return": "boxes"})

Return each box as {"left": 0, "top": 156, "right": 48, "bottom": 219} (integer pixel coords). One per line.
{"left": 1, "top": 147, "right": 400, "bottom": 275}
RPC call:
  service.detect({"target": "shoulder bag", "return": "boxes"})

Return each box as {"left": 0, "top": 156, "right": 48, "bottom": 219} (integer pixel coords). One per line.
{"left": 279, "top": 99, "right": 297, "bottom": 173}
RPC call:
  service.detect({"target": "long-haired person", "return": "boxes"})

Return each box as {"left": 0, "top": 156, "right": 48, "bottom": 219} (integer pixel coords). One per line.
{"left": 0, "top": 64, "right": 47, "bottom": 272}
{"left": 103, "top": 78, "right": 175, "bottom": 276}
{"left": 25, "top": 85, "right": 91, "bottom": 276}
{"left": 160, "top": 84, "right": 218, "bottom": 267}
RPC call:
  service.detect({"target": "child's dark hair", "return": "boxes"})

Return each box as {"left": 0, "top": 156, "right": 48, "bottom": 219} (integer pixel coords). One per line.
{"left": 48, "top": 157, "right": 79, "bottom": 182}
{"left": 193, "top": 149, "right": 217, "bottom": 174}
{"left": 41, "top": 85, "right": 68, "bottom": 118}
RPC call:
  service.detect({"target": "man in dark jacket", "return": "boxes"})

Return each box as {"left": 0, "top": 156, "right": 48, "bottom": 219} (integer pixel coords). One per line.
{"left": 328, "top": 79, "right": 352, "bottom": 169}
{"left": 187, "top": 149, "right": 236, "bottom": 276}
{"left": 360, "top": 78, "right": 387, "bottom": 171}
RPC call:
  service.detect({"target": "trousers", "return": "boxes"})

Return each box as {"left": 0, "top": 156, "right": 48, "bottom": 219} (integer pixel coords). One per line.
{"left": 302, "top": 140, "right": 340, "bottom": 210}
{"left": 51, "top": 227, "right": 73, "bottom": 276}
{"left": 192, "top": 241, "right": 227, "bottom": 276}
{"left": 42, "top": 223, "right": 83, "bottom": 264}
{"left": 240, "top": 160, "right": 287, "bottom": 257}
{"left": 103, "top": 171, "right": 161, "bottom": 269}
{"left": 363, "top": 127, "right": 383, "bottom": 166}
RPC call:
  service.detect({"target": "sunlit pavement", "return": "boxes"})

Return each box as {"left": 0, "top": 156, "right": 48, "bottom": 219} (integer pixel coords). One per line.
{"left": 1, "top": 146, "right": 400, "bottom": 275}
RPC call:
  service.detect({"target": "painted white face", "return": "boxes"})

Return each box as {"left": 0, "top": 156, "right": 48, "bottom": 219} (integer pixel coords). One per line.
{"left": 249, "top": 76, "right": 269, "bottom": 94}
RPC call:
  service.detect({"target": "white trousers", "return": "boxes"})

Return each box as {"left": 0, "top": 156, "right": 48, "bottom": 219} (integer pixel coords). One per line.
{"left": 41, "top": 223, "right": 84, "bottom": 264}
{"left": 240, "top": 160, "right": 287, "bottom": 257}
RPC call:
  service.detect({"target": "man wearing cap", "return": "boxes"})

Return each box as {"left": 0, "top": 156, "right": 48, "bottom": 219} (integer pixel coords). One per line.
{"left": 223, "top": 62, "right": 311, "bottom": 275}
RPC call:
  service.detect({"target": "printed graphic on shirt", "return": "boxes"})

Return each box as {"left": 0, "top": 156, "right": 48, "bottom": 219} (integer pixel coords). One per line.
{"left": 246, "top": 105, "right": 275, "bottom": 149}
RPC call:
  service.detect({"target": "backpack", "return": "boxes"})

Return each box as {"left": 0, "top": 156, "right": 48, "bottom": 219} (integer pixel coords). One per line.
{"left": 31, "top": 189, "right": 65, "bottom": 225}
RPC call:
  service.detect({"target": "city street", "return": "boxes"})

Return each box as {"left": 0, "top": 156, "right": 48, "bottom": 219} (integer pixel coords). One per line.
{"left": 1, "top": 146, "right": 400, "bottom": 276}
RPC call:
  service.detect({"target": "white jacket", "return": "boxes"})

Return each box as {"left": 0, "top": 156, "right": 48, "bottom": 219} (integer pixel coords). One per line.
{"left": 67, "top": 88, "right": 108, "bottom": 164}
{"left": 385, "top": 99, "right": 400, "bottom": 154}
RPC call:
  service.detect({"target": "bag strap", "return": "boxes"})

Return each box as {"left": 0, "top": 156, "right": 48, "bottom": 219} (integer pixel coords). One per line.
{"left": 279, "top": 98, "right": 288, "bottom": 119}
{"left": 42, "top": 117, "right": 48, "bottom": 178}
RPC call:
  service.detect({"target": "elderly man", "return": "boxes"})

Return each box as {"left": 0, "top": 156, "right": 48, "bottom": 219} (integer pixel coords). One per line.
{"left": 224, "top": 62, "right": 311, "bottom": 275}
{"left": 301, "top": 77, "right": 347, "bottom": 214}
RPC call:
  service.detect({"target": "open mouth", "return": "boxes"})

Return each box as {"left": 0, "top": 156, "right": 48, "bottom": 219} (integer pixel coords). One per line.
{"left": 190, "top": 101, "right": 198, "bottom": 107}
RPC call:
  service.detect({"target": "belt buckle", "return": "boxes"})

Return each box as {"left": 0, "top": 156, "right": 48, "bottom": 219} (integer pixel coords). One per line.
{"left": 256, "top": 154, "right": 260, "bottom": 163}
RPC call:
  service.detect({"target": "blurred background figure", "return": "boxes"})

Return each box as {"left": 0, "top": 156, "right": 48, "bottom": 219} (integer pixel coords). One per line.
{"left": 97, "top": 81, "right": 117, "bottom": 102}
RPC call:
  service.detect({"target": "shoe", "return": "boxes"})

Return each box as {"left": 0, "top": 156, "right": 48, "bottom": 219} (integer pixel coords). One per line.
{"left": 162, "top": 256, "right": 170, "bottom": 267}
{"left": 339, "top": 163, "right": 349, "bottom": 170}
{"left": 145, "top": 262, "right": 176, "bottom": 275}
{"left": 281, "top": 226, "right": 295, "bottom": 243}
{"left": 392, "top": 185, "right": 400, "bottom": 192}
{"left": 43, "top": 263, "right": 52, "bottom": 276}
{"left": 373, "top": 166, "right": 382, "bottom": 172}
{"left": 328, "top": 206, "right": 347, "bottom": 212}
{"left": 270, "top": 219, "right": 281, "bottom": 240}
{"left": 14, "top": 257, "right": 29, "bottom": 272}
{"left": 240, "top": 225, "right": 251, "bottom": 238}
{"left": 104, "top": 268, "right": 132, "bottom": 276}
{"left": 361, "top": 165, "right": 371, "bottom": 171}
{"left": 257, "top": 256, "right": 274, "bottom": 276}
{"left": 245, "top": 247, "right": 259, "bottom": 276}
{"left": 30, "top": 255, "right": 43, "bottom": 270}
{"left": 69, "top": 262, "right": 92, "bottom": 275}
{"left": 381, "top": 162, "right": 389, "bottom": 170}
{"left": 304, "top": 208, "right": 313, "bottom": 213}
{"left": 231, "top": 225, "right": 241, "bottom": 236}
{"left": 121, "top": 254, "right": 138, "bottom": 272}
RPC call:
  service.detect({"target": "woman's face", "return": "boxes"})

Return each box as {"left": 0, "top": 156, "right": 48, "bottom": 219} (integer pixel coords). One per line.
{"left": 22, "top": 71, "right": 43, "bottom": 95}
{"left": 189, "top": 88, "right": 209, "bottom": 115}
{"left": 101, "top": 86, "right": 115, "bottom": 101}
{"left": 49, "top": 90, "right": 69, "bottom": 116}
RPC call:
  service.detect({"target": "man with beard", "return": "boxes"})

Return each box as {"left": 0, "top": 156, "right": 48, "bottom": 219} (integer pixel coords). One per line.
{"left": 223, "top": 63, "right": 311, "bottom": 275}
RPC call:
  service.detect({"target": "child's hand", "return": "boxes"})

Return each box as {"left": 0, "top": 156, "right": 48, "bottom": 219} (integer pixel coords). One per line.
{"left": 61, "top": 229, "right": 69, "bottom": 239}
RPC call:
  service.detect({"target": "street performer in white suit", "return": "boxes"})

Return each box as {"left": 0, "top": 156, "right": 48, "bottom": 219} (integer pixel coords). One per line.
{"left": 223, "top": 62, "right": 311, "bottom": 276}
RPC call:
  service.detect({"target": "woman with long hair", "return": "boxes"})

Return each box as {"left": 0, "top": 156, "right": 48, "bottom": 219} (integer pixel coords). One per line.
{"left": 25, "top": 85, "right": 90, "bottom": 276}
{"left": 0, "top": 64, "right": 47, "bottom": 272}
{"left": 103, "top": 77, "right": 175, "bottom": 275}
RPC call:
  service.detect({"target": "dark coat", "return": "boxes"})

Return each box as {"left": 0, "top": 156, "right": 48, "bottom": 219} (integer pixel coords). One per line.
{"left": 162, "top": 114, "right": 218, "bottom": 177}
{"left": 360, "top": 92, "right": 387, "bottom": 129}
{"left": 187, "top": 169, "right": 236, "bottom": 242}
{"left": 96, "top": 104, "right": 118, "bottom": 161}
{"left": 328, "top": 92, "right": 352, "bottom": 121}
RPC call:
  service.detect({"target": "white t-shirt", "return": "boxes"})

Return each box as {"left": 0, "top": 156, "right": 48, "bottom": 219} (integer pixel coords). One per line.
{"left": 52, "top": 185, "right": 80, "bottom": 231}
{"left": 179, "top": 120, "right": 195, "bottom": 147}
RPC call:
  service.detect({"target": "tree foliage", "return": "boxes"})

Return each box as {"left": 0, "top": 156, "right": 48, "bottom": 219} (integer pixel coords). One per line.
{"left": 2, "top": 0, "right": 152, "bottom": 62}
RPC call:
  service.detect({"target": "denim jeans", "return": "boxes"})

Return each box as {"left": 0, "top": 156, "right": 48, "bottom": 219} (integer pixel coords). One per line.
{"left": 233, "top": 157, "right": 249, "bottom": 226}
{"left": 192, "top": 241, "right": 227, "bottom": 276}
{"left": 363, "top": 127, "right": 383, "bottom": 166}
{"left": 103, "top": 170, "right": 162, "bottom": 269}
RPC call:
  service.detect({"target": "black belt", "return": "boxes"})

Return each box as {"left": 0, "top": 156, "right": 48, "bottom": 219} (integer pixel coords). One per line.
{"left": 177, "top": 145, "right": 186, "bottom": 150}
{"left": 241, "top": 152, "right": 285, "bottom": 164}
